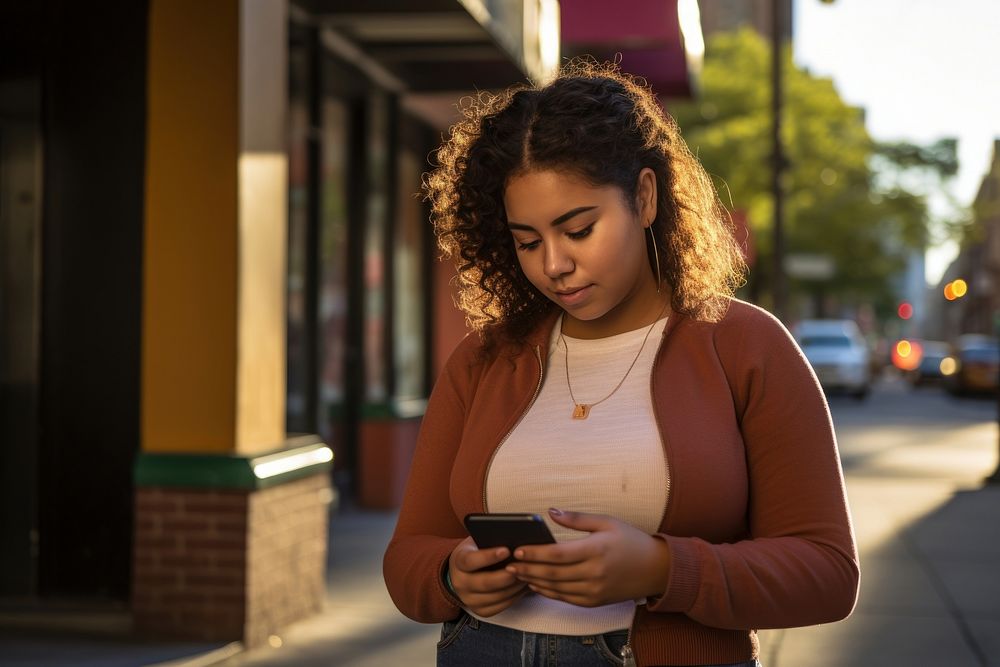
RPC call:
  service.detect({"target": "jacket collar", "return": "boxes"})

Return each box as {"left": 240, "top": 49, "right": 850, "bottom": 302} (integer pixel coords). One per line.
{"left": 523, "top": 301, "right": 686, "bottom": 351}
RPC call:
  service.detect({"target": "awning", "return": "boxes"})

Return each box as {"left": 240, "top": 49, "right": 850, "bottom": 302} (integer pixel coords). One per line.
{"left": 291, "top": 0, "right": 558, "bottom": 92}
{"left": 559, "top": 0, "right": 699, "bottom": 98}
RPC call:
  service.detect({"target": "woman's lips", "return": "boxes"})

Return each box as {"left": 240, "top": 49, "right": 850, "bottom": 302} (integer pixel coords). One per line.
{"left": 553, "top": 285, "right": 593, "bottom": 306}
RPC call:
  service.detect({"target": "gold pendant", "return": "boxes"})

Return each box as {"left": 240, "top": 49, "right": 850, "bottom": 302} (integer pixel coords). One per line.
{"left": 572, "top": 404, "right": 591, "bottom": 419}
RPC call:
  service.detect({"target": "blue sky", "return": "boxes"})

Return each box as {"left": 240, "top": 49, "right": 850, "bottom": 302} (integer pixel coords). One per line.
{"left": 793, "top": 0, "right": 1000, "bottom": 284}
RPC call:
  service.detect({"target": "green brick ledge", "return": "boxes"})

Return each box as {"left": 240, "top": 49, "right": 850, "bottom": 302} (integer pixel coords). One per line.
{"left": 134, "top": 434, "right": 333, "bottom": 490}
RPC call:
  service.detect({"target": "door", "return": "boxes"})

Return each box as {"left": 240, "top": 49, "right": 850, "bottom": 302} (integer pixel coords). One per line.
{"left": 0, "top": 78, "right": 42, "bottom": 598}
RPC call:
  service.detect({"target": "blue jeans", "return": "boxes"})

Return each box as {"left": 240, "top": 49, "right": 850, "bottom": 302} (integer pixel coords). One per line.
{"left": 436, "top": 612, "right": 762, "bottom": 667}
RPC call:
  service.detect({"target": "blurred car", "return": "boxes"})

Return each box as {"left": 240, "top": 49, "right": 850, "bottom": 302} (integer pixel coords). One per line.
{"left": 946, "top": 334, "right": 999, "bottom": 395}
{"left": 906, "top": 340, "right": 956, "bottom": 386}
{"left": 793, "top": 319, "right": 872, "bottom": 399}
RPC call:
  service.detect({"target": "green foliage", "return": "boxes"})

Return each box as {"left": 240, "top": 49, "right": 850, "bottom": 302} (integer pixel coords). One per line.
{"left": 875, "top": 139, "right": 958, "bottom": 177}
{"left": 669, "top": 28, "right": 946, "bottom": 318}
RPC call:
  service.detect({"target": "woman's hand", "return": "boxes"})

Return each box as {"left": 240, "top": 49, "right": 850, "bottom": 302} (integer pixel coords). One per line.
{"left": 505, "top": 509, "right": 671, "bottom": 607}
{"left": 448, "top": 537, "right": 529, "bottom": 617}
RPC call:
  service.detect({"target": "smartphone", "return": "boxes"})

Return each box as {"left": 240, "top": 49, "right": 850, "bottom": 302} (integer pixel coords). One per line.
{"left": 463, "top": 513, "right": 556, "bottom": 569}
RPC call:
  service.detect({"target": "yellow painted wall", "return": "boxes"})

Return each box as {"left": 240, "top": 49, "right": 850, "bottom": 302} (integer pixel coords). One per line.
{"left": 236, "top": 153, "right": 287, "bottom": 452}
{"left": 143, "top": 0, "right": 239, "bottom": 453}
{"left": 234, "top": 0, "right": 288, "bottom": 453}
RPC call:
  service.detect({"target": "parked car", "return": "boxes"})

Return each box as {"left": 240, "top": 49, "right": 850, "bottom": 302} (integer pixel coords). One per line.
{"left": 906, "top": 340, "right": 956, "bottom": 386}
{"left": 793, "top": 319, "right": 872, "bottom": 399}
{"left": 946, "top": 335, "right": 999, "bottom": 395}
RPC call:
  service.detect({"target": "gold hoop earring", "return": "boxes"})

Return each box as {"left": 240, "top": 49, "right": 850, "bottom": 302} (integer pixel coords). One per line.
{"left": 647, "top": 225, "right": 662, "bottom": 293}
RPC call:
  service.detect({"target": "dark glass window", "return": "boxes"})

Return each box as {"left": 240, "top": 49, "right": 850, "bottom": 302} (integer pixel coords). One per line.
{"left": 393, "top": 143, "right": 428, "bottom": 402}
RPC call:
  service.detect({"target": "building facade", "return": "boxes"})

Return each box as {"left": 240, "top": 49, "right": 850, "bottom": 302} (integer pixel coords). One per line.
{"left": 0, "top": 0, "right": 698, "bottom": 645}
{"left": 698, "top": 0, "right": 793, "bottom": 41}
{"left": 0, "top": 0, "right": 556, "bottom": 645}
{"left": 934, "top": 139, "right": 1000, "bottom": 340}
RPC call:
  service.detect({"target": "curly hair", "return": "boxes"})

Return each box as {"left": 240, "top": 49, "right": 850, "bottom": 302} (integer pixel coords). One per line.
{"left": 425, "top": 59, "right": 747, "bottom": 352}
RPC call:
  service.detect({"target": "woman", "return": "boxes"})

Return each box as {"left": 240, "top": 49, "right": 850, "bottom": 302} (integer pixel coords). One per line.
{"left": 383, "top": 60, "right": 859, "bottom": 667}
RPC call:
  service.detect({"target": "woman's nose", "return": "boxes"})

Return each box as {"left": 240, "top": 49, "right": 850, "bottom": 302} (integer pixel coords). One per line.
{"left": 543, "top": 243, "right": 574, "bottom": 279}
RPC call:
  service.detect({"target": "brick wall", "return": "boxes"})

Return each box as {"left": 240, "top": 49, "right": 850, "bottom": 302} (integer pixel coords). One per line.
{"left": 246, "top": 474, "right": 329, "bottom": 646}
{"left": 132, "top": 474, "right": 330, "bottom": 645}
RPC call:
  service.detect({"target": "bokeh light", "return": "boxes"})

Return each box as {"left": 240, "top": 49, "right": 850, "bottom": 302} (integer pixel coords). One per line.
{"left": 891, "top": 339, "right": 922, "bottom": 371}
{"left": 897, "top": 302, "right": 913, "bottom": 319}
{"left": 940, "top": 357, "right": 958, "bottom": 376}
{"left": 944, "top": 282, "right": 956, "bottom": 300}
{"left": 951, "top": 279, "right": 967, "bottom": 298}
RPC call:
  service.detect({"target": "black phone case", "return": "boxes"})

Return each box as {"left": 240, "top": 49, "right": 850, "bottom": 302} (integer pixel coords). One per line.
{"left": 463, "top": 513, "right": 556, "bottom": 569}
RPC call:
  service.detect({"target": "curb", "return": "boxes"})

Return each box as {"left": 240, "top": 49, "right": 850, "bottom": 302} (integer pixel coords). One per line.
{"left": 148, "top": 641, "right": 245, "bottom": 667}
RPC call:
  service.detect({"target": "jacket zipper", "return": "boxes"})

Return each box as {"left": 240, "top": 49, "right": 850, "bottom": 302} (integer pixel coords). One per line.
{"left": 649, "top": 329, "right": 672, "bottom": 541}
{"left": 482, "top": 344, "right": 545, "bottom": 511}
{"left": 622, "top": 329, "right": 671, "bottom": 667}
{"left": 621, "top": 634, "right": 637, "bottom": 667}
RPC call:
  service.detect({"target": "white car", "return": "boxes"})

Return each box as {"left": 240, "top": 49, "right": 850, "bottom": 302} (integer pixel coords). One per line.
{"left": 793, "top": 319, "right": 871, "bottom": 400}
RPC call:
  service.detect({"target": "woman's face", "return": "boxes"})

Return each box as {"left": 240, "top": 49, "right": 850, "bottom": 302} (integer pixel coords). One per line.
{"left": 503, "top": 168, "right": 663, "bottom": 338}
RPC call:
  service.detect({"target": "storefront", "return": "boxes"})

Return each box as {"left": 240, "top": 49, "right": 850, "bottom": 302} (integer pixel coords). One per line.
{"left": 0, "top": 0, "right": 699, "bottom": 644}
{"left": 0, "top": 0, "right": 557, "bottom": 645}
{"left": 283, "top": 0, "right": 560, "bottom": 508}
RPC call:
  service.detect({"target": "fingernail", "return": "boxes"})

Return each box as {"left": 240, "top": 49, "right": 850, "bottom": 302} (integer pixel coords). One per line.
{"left": 548, "top": 507, "right": 563, "bottom": 516}
{"left": 514, "top": 549, "right": 525, "bottom": 559}
{"left": 496, "top": 547, "right": 508, "bottom": 557}
{"left": 505, "top": 565, "right": 516, "bottom": 574}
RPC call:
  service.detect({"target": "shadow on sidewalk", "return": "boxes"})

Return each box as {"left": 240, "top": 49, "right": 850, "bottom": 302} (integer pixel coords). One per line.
{"left": 764, "top": 484, "right": 1000, "bottom": 667}
{"left": 896, "top": 485, "right": 1000, "bottom": 666}
{"left": 210, "top": 502, "right": 440, "bottom": 666}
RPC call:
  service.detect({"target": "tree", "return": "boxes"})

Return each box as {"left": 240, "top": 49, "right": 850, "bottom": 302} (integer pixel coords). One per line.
{"left": 668, "top": 28, "right": 950, "bottom": 320}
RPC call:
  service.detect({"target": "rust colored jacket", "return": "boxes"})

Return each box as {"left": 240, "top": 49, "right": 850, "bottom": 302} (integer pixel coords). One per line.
{"left": 383, "top": 300, "right": 859, "bottom": 666}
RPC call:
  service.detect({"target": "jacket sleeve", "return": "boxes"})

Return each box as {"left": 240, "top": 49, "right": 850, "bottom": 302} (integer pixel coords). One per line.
{"left": 382, "top": 338, "right": 478, "bottom": 623}
{"left": 647, "top": 306, "right": 860, "bottom": 629}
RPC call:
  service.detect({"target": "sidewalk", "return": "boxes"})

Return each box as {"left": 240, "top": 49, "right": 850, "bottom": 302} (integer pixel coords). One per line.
{"left": 216, "top": 383, "right": 1000, "bottom": 666}
{"left": 3, "top": 469, "right": 999, "bottom": 666}
{"left": 760, "top": 478, "right": 1000, "bottom": 667}
{"left": 213, "top": 505, "right": 439, "bottom": 667}
{"left": 219, "top": 482, "right": 1000, "bottom": 667}
{"left": 0, "top": 504, "right": 437, "bottom": 667}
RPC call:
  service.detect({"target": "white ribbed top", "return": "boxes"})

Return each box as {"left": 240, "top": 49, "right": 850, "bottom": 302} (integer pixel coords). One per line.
{"left": 473, "top": 315, "right": 670, "bottom": 635}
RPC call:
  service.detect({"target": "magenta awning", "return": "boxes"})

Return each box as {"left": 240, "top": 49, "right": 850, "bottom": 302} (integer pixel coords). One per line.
{"left": 559, "top": 0, "right": 693, "bottom": 98}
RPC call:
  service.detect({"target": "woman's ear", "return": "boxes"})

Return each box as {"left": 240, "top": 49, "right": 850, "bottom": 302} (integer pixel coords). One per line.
{"left": 636, "top": 167, "right": 657, "bottom": 228}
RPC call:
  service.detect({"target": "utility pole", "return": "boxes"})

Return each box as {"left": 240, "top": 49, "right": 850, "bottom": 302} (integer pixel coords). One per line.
{"left": 771, "top": 0, "right": 787, "bottom": 321}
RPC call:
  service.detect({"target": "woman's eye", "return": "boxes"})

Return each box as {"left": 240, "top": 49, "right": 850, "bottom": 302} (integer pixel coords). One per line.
{"left": 517, "top": 239, "right": 541, "bottom": 251}
{"left": 567, "top": 224, "right": 595, "bottom": 240}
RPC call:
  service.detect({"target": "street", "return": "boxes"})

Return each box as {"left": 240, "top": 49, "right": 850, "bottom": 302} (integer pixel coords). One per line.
{"left": 219, "top": 372, "right": 1000, "bottom": 667}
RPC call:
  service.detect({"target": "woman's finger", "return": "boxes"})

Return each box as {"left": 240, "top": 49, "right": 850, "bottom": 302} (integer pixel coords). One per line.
{"left": 461, "top": 570, "right": 522, "bottom": 594}
{"left": 455, "top": 545, "right": 511, "bottom": 573}
{"left": 463, "top": 581, "right": 528, "bottom": 616}
{"left": 507, "top": 562, "right": 588, "bottom": 583}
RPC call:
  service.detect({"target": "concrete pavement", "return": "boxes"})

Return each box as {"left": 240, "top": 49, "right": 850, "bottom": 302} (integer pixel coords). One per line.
{"left": 3, "top": 380, "right": 998, "bottom": 666}
{"left": 760, "top": 478, "right": 1000, "bottom": 667}
{"left": 216, "top": 479, "right": 1000, "bottom": 667}
{"left": 217, "top": 380, "right": 1000, "bottom": 667}
{"left": 755, "top": 379, "right": 1000, "bottom": 667}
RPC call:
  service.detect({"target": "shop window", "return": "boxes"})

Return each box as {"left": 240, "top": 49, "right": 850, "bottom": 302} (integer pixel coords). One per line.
{"left": 393, "top": 144, "right": 428, "bottom": 403}
{"left": 286, "top": 40, "right": 311, "bottom": 432}
{"left": 319, "top": 97, "right": 350, "bottom": 409}
{"left": 363, "top": 93, "right": 389, "bottom": 403}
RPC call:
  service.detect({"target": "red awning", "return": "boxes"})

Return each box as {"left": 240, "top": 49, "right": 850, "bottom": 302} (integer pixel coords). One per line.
{"left": 560, "top": 0, "right": 693, "bottom": 97}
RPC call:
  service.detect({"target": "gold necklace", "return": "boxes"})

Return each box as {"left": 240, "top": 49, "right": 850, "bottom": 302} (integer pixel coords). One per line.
{"left": 560, "top": 304, "right": 667, "bottom": 420}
